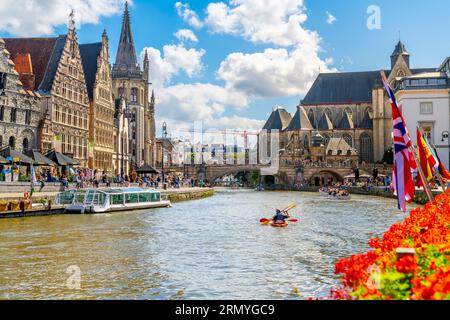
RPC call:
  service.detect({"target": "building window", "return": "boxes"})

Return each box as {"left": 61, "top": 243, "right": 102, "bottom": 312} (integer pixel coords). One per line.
{"left": 25, "top": 110, "right": 31, "bottom": 125}
{"left": 0, "top": 135, "right": 2, "bottom": 146}
{"left": 9, "top": 136, "right": 15, "bottom": 149}
{"left": 23, "top": 138, "right": 29, "bottom": 152}
{"left": 360, "top": 133, "right": 373, "bottom": 163}
{"left": 131, "top": 88, "right": 138, "bottom": 103}
{"left": 0, "top": 106, "right": 4, "bottom": 121}
{"left": 10, "top": 108, "right": 17, "bottom": 123}
{"left": 419, "top": 123, "right": 434, "bottom": 143}
{"left": 420, "top": 102, "right": 433, "bottom": 115}
{"left": 343, "top": 134, "right": 353, "bottom": 148}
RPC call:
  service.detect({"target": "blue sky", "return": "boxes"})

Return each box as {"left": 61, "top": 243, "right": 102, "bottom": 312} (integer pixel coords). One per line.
{"left": 1, "top": 0, "right": 449, "bottom": 132}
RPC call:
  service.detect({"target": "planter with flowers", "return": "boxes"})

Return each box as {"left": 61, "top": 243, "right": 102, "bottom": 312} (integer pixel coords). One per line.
{"left": 332, "top": 190, "right": 450, "bottom": 300}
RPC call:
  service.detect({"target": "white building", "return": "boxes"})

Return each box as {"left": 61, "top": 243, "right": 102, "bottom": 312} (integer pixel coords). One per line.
{"left": 397, "top": 57, "right": 450, "bottom": 168}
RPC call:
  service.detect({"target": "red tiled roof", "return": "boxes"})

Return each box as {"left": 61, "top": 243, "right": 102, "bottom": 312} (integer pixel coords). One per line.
{"left": 4, "top": 38, "right": 58, "bottom": 90}
{"left": 13, "top": 53, "right": 33, "bottom": 74}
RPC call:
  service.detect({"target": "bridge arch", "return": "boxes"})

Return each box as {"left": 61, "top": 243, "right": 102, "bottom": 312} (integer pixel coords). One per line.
{"left": 307, "top": 169, "right": 346, "bottom": 187}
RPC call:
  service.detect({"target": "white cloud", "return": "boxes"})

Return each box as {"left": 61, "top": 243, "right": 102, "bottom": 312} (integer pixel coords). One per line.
{"left": 204, "top": 0, "right": 317, "bottom": 47}
{"left": 175, "top": 2, "right": 203, "bottom": 29}
{"left": 141, "top": 44, "right": 205, "bottom": 87}
{"left": 174, "top": 29, "right": 199, "bottom": 43}
{"left": 155, "top": 83, "right": 249, "bottom": 123}
{"left": 326, "top": 11, "right": 337, "bottom": 25}
{"left": 218, "top": 46, "right": 335, "bottom": 98}
{"left": 0, "top": 0, "right": 126, "bottom": 36}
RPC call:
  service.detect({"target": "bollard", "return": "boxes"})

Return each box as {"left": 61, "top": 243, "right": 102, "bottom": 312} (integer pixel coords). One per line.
{"left": 396, "top": 247, "right": 416, "bottom": 261}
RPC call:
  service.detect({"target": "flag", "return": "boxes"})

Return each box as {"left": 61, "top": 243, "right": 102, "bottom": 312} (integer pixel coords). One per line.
{"left": 433, "top": 147, "right": 450, "bottom": 180}
{"left": 416, "top": 128, "right": 438, "bottom": 186}
{"left": 381, "top": 72, "right": 415, "bottom": 211}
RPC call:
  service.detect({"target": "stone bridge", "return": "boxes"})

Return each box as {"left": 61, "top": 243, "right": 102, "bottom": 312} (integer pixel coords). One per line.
{"left": 160, "top": 163, "right": 391, "bottom": 186}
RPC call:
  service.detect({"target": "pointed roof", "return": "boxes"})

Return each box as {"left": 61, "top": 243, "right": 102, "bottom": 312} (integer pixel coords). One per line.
{"left": 113, "top": 1, "right": 141, "bottom": 78}
{"left": 326, "top": 138, "right": 358, "bottom": 156}
{"left": 391, "top": 41, "right": 409, "bottom": 58}
{"left": 338, "top": 111, "right": 354, "bottom": 129}
{"left": 287, "top": 106, "right": 313, "bottom": 131}
{"left": 80, "top": 42, "right": 102, "bottom": 99}
{"left": 317, "top": 112, "right": 333, "bottom": 130}
{"left": 262, "top": 106, "right": 292, "bottom": 131}
{"left": 39, "top": 35, "right": 68, "bottom": 93}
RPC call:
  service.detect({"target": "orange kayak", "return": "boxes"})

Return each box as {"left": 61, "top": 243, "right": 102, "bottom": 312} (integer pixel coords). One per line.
{"left": 270, "top": 221, "right": 289, "bottom": 228}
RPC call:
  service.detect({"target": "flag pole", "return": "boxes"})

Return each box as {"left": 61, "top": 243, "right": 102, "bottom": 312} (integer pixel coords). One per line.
{"left": 428, "top": 142, "right": 448, "bottom": 192}
{"left": 410, "top": 142, "right": 434, "bottom": 202}
{"left": 380, "top": 70, "right": 434, "bottom": 203}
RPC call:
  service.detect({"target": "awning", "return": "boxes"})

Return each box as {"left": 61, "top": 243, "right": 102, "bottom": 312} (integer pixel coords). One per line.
{"left": 25, "top": 150, "right": 57, "bottom": 166}
{"left": 135, "top": 164, "right": 160, "bottom": 174}
{"left": 44, "top": 150, "right": 76, "bottom": 166}
{"left": 0, "top": 146, "right": 34, "bottom": 164}
{"left": 0, "top": 155, "right": 7, "bottom": 164}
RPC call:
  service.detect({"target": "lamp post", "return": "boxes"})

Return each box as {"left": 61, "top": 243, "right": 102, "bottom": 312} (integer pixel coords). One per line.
{"left": 442, "top": 130, "right": 449, "bottom": 168}
{"left": 162, "top": 122, "right": 167, "bottom": 190}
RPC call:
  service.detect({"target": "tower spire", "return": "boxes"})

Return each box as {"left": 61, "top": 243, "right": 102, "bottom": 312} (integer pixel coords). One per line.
{"left": 113, "top": 1, "right": 140, "bottom": 77}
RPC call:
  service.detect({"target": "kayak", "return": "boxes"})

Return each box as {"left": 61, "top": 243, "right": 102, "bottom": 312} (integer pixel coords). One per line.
{"left": 270, "top": 221, "right": 289, "bottom": 228}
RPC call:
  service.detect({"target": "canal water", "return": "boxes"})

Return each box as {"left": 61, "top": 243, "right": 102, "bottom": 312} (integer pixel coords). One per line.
{"left": 0, "top": 189, "right": 410, "bottom": 299}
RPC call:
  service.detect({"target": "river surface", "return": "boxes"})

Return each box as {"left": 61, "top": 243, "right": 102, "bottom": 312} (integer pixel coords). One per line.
{"left": 0, "top": 189, "right": 411, "bottom": 299}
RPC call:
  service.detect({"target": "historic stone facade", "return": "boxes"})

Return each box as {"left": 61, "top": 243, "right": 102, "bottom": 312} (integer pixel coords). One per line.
{"left": 262, "top": 41, "right": 436, "bottom": 166}
{"left": 112, "top": 3, "right": 155, "bottom": 171}
{"left": 80, "top": 31, "right": 115, "bottom": 172}
{"left": 4, "top": 13, "right": 90, "bottom": 166}
{"left": 113, "top": 97, "right": 131, "bottom": 175}
{"left": 0, "top": 38, "right": 41, "bottom": 152}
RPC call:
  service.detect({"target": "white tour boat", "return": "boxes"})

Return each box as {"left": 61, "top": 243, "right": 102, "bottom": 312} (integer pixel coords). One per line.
{"left": 55, "top": 188, "right": 172, "bottom": 214}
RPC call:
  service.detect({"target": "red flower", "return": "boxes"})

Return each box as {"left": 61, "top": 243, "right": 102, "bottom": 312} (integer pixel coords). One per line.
{"left": 395, "top": 255, "right": 417, "bottom": 274}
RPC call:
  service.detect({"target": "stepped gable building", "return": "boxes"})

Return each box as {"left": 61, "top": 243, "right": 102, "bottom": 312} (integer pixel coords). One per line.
{"left": 112, "top": 2, "right": 155, "bottom": 169}
{"left": 0, "top": 38, "right": 41, "bottom": 152}
{"left": 285, "top": 41, "right": 435, "bottom": 164}
{"left": 4, "top": 12, "right": 90, "bottom": 166}
{"left": 80, "top": 31, "right": 115, "bottom": 172}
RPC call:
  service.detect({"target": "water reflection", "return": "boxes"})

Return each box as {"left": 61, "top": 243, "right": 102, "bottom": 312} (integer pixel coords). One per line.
{"left": 0, "top": 189, "right": 410, "bottom": 299}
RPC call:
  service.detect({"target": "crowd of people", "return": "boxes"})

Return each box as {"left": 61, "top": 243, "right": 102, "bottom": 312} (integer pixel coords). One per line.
{"left": 31, "top": 167, "right": 208, "bottom": 192}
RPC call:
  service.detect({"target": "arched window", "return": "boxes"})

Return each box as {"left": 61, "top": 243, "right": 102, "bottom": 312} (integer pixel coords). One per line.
{"left": 0, "top": 135, "right": 3, "bottom": 146}
{"left": 131, "top": 88, "right": 138, "bottom": 103}
{"left": 360, "top": 133, "right": 373, "bottom": 163}
{"left": 22, "top": 138, "right": 29, "bottom": 152}
{"left": 0, "top": 106, "right": 4, "bottom": 121}
{"left": 343, "top": 133, "right": 353, "bottom": 147}
{"left": 307, "top": 109, "right": 315, "bottom": 127}
{"left": 9, "top": 136, "right": 15, "bottom": 149}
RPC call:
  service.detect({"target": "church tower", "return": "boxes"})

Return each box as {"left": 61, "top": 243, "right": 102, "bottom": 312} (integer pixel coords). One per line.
{"left": 390, "top": 41, "right": 410, "bottom": 69}
{"left": 112, "top": 1, "right": 155, "bottom": 169}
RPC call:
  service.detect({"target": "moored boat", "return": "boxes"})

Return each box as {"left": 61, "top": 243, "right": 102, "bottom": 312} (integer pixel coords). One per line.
{"left": 55, "top": 188, "right": 171, "bottom": 214}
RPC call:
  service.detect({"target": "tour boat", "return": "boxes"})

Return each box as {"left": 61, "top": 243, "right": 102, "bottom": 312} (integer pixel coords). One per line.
{"left": 55, "top": 188, "right": 172, "bottom": 214}
{"left": 319, "top": 188, "right": 330, "bottom": 197}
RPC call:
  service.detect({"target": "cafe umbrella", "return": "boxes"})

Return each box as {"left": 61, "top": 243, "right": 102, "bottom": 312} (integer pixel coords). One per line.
{"left": 0, "top": 146, "right": 34, "bottom": 165}
{"left": 25, "top": 150, "right": 57, "bottom": 166}
{"left": 135, "top": 164, "right": 161, "bottom": 174}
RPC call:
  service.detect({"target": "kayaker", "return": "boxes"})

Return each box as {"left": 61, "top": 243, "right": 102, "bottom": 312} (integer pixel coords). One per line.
{"left": 272, "top": 209, "right": 290, "bottom": 224}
